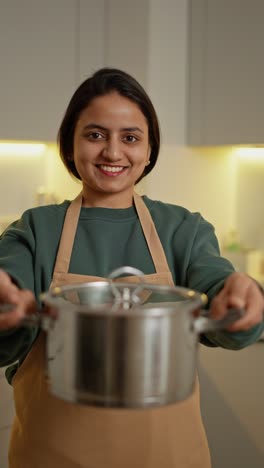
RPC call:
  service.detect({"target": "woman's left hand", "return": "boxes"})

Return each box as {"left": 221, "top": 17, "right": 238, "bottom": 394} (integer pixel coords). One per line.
{"left": 210, "top": 272, "right": 264, "bottom": 332}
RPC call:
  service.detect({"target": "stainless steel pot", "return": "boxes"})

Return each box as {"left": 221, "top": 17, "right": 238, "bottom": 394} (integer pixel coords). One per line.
{"left": 34, "top": 266, "right": 243, "bottom": 409}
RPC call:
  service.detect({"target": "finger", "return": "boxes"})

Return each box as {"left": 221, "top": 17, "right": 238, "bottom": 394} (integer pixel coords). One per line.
{"left": 226, "top": 309, "right": 262, "bottom": 332}
{"left": 210, "top": 273, "right": 252, "bottom": 319}
{"left": 18, "top": 290, "right": 38, "bottom": 315}
{"left": 226, "top": 287, "right": 264, "bottom": 331}
{"left": 0, "top": 307, "right": 26, "bottom": 330}
{"left": 0, "top": 290, "right": 37, "bottom": 330}
{"left": 223, "top": 273, "right": 252, "bottom": 299}
{"left": 210, "top": 289, "right": 245, "bottom": 319}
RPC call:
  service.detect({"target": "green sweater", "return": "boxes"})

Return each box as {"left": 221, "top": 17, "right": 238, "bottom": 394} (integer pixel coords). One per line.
{"left": 0, "top": 196, "right": 263, "bottom": 383}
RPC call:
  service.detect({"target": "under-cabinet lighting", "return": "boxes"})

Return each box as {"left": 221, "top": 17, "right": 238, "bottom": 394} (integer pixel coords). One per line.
{"left": 233, "top": 147, "right": 264, "bottom": 160}
{"left": 0, "top": 141, "right": 47, "bottom": 157}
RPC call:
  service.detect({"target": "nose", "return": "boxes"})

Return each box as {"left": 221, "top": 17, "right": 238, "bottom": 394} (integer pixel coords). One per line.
{"left": 102, "top": 137, "right": 121, "bottom": 161}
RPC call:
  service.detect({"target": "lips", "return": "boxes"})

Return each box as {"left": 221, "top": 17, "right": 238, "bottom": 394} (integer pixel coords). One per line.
{"left": 97, "top": 164, "right": 127, "bottom": 176}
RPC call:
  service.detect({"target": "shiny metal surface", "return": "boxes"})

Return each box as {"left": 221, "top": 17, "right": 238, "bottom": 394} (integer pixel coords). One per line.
{"left": 42, "top": 277, "right": 207, "bottom": 408}
{"left": 46, "top": 307, "right": 199, "bottom": 408}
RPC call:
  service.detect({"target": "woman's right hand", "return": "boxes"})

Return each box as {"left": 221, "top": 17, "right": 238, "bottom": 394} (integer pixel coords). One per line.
{"left": 0, "top": 270, "right": 37, "bottom": 330}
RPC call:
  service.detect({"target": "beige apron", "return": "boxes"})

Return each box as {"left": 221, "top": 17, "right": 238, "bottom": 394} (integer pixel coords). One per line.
{"left": 9, "top": 192, "right": 211, "bottom": 468}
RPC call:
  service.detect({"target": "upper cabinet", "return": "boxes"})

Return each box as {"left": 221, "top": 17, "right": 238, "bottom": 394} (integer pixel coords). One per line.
{"left": 0, "top": 1, "right": 77, "bottom": 142}
{"left": 78, "top": 0, "right": 105, "bottom": 82}
{"left": 79, "top": 0, "right": 149, "bottom": 88}
{"left": 187, "top": 0, "right": 264, "bottom": 146}
{"left": 3, "top": 0, "right": 263, "bottom": 147}
{"left": 0, "top": 0, "right": 149, "bottom": 142}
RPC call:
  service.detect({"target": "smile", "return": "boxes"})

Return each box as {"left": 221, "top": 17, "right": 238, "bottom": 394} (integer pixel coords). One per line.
{"left": 97, "top": 165, "right": 127, "bottom": 175}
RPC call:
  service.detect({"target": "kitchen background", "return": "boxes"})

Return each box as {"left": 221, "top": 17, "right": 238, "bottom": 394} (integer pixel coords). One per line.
{"left": 0, "top": 1, "right": 263, "bottom": 467}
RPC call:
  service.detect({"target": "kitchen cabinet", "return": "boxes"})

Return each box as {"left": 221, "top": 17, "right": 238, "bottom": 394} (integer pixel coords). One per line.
{"left": 0, "top": 0, "right": 150, "bottom": 142}
{"left": 103, "top": 0, "right": 149, "bottom": 88}
{"left": 187, "top": 0, "right": 264, "bottom": 146}
{"left": 2, "top": 0, "right": 230, "bottom": 146}
{"left": 79, "top": 0, "right": 149, "bottom": 88}
{"left": 79, "top": 0, "right": 105, "bottom": 82}
{"left": 0, "top": 0, "right": 77, "bottom": 142}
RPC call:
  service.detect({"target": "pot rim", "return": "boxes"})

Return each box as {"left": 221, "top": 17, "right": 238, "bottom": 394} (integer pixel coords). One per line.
{"left": 40, "top": 280, "right": 208, "bottom": 317}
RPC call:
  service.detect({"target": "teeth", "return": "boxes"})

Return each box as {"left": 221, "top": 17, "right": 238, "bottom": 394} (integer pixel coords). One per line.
{"left": 100, "top": 165, "right": 124, "bottom": 173}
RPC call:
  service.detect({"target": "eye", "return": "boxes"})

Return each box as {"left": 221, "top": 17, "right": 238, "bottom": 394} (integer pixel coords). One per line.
{"left": 85, "top": 131, "right": 105, "bottom": 140}
{"left": 123, "top": 134, "right": 138, "bottom": 143}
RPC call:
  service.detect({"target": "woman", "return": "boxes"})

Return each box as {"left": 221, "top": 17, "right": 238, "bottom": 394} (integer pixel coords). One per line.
{"left": 0, "top": 68, "right": 263, "bottom": 468}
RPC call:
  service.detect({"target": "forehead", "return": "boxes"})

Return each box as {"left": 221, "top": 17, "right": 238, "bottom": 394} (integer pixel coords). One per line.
{"left": 77, "top": 92, "right": 148, "bottom": 127}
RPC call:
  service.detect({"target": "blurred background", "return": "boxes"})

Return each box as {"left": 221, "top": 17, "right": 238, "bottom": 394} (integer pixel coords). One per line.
{"left": 0, "top": 1, "right": 263, "bottom": 467}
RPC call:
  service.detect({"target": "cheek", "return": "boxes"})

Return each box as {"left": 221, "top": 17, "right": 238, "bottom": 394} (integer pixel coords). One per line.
{"left": 73, "top": 140, "right": 91, "bottom": 162}
{"left": 130, "top": 145, "right": 149, "bottom": 163}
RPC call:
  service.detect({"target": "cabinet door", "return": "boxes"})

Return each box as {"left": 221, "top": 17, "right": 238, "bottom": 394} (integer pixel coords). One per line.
{"left": 79, "top": 0, "right": 105, "bottom": 82}
{"left": 0, "top": 0, "right": 77, "bottom": 141}
{"left": 79, "top": 0, "right": 149, "bottom": 88}
{"left": 188, "top": 0, "right": 264, "bottom": 146}
{"left": 105, "top": 0, "right": 149, "bottom": 88}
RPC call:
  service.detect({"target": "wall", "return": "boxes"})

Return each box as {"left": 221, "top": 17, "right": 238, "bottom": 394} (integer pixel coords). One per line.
{"left": 0, "top": 153, "right": 47, "bottom": 217}
{"left": 236, "top": 155, "right": 264, "bottom": 250}
{"left": 0, "top": 146, "right": 80, "bottom": 220}
{"left": 146, "top": 145, "right": 237, "bottom": 244}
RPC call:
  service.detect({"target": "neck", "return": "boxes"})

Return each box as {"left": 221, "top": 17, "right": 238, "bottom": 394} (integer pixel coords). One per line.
{"left": 81, "top": 188, "right": 135, "bottom": 208}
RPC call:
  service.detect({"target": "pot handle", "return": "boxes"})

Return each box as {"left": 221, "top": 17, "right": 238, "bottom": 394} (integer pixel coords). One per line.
{"left": 193, "top": 308, "right": 246, "bottom": 334}
{"left": 108, "top": 266, "right": 145, "bottom": 307}
{"left": 108, "top": 266, "right": 145, "bottom": 280}
{"left": 0, "top": 304, "right": 51, "bottom": 330}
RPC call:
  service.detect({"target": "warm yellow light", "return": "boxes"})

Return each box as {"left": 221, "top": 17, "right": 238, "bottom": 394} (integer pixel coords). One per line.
{"left": 232, "top": 147, "right": 264, "bottom": 160}
{"left": 0, "top": 141, "right": 47, "bottom": 157}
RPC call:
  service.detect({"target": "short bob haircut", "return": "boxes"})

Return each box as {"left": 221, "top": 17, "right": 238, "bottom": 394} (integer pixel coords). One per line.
{"left": 57, "top": 67, "right": 160, "bottom": 184}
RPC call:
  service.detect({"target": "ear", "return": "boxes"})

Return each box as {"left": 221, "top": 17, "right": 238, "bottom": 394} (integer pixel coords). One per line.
{"left": 148, "top": 146, "right": 151, "bottom": 158}
{"left": 146, "top": 146, "right": 151, "bottom": 164}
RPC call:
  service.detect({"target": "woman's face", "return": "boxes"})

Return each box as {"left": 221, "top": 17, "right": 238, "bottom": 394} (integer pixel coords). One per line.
{"left": 73, "top": 91, "right": 151, "bottom": 207}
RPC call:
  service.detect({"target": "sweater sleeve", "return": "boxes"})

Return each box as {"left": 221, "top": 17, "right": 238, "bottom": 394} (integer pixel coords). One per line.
{"left": 187, "top": 216, "right": 264, "bottom": 349}
{"left": 0, "top": 214, "right": 39, "bottom": 377}
{"left": 0, "top": 213, "right": 36, "bottom": 289}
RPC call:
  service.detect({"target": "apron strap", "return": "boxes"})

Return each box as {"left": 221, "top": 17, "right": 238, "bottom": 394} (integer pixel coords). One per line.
{"left": 133, "top": 193, "right": 171, "bottom": 274}
{"left": 52, "top": 192, "right": 83, "bottom": 274}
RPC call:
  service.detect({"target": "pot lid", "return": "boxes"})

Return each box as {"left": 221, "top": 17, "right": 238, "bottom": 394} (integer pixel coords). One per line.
{"left": 41, "top": 267, "right": 207, "bottom": 317}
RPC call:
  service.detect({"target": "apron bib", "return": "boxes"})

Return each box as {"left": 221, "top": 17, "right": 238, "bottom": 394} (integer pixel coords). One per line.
{"left": 9, "top": 192, "right": 211, "bottom": 468}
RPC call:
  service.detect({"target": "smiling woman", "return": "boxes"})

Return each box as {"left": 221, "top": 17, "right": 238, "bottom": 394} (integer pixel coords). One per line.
{"left": 57, "top": 67, "right": 160, "bottom": 206}
{"left": 0, "top": 67, "right": 263, "bottom": 468}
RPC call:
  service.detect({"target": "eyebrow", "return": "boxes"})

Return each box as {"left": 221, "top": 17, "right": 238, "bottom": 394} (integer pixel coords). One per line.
{"left": 82, "top": 123, "right": 144, "bottom": 134}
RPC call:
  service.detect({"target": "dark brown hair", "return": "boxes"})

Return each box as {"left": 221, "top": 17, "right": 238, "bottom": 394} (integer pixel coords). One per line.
{"left": 57, "top": 67, "right": 160, "bottom": 183}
